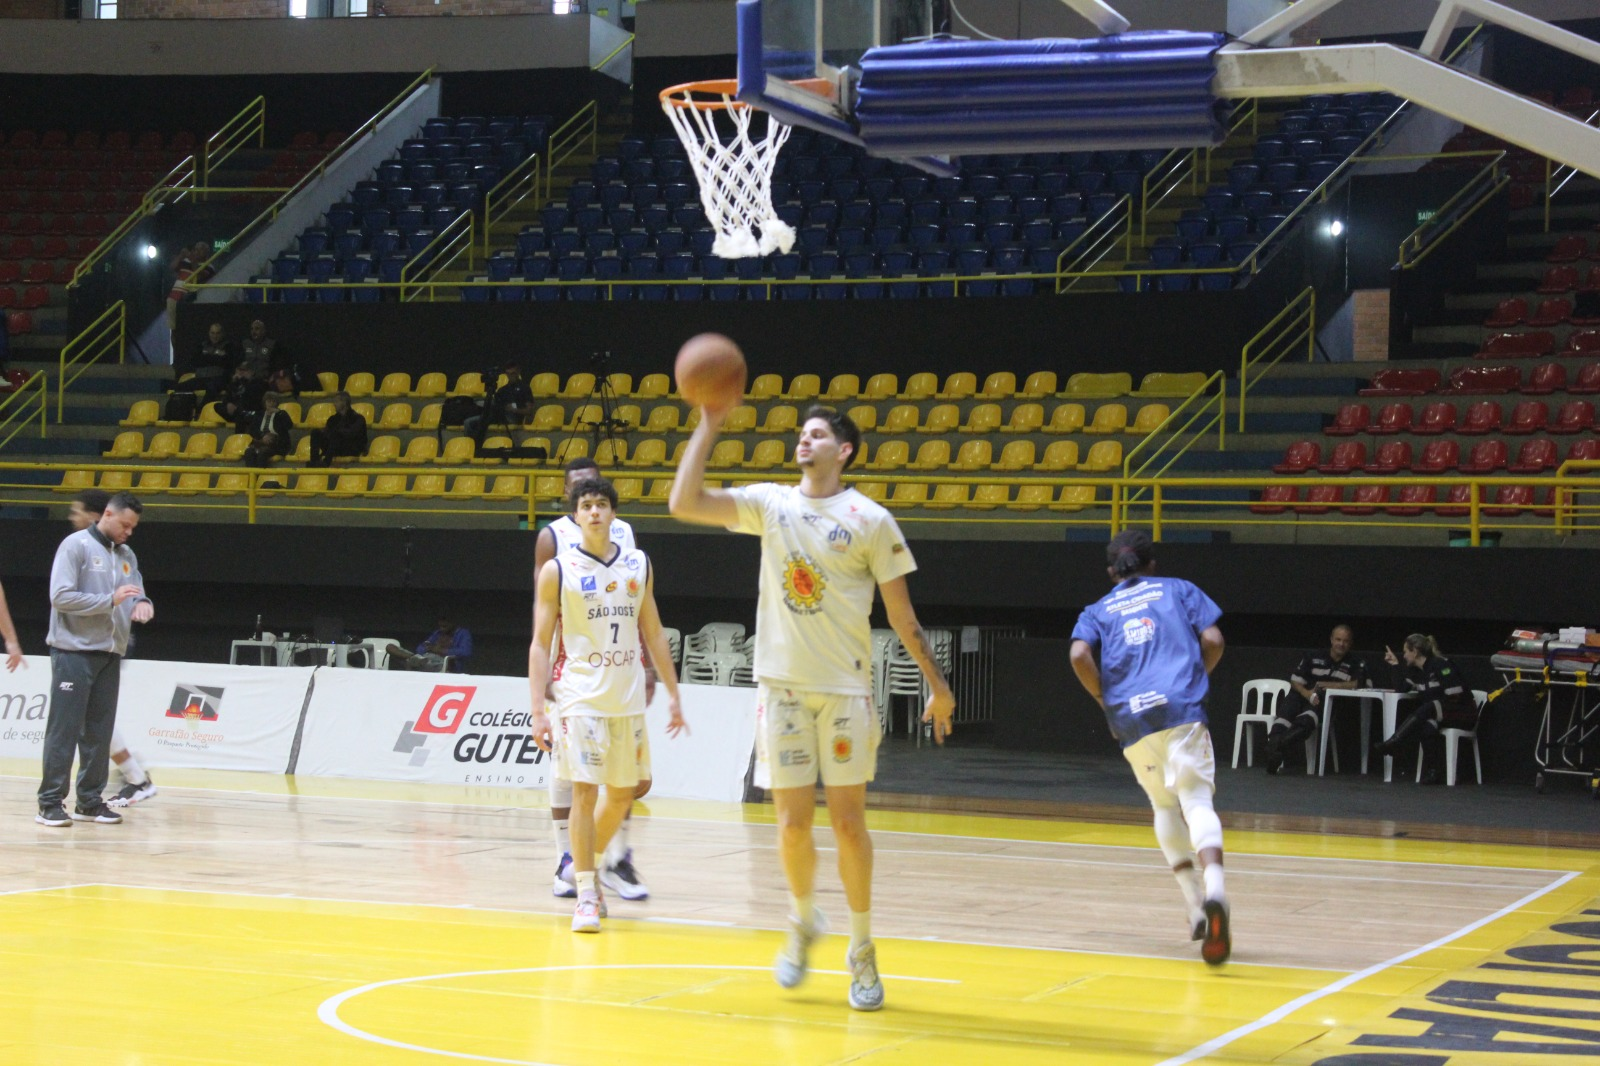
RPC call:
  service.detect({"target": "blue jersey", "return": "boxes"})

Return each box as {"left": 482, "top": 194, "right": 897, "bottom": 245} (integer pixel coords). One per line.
{"left": 1071, "top": 575, "right": 1223, "bottom": 747}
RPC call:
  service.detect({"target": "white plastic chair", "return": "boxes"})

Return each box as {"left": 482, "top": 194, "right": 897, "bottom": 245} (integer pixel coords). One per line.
{"left": 1233, "top": 679, "right": 1289, "bottom": 768}
{"left": 683, "top": 651, "right": 748, "bottom": 686}
{"left": 347, "top": 637, "right": 397, "bottom": 669}
{"left": 659, "top": 626, "right": 682, "bottom": 667}
{"left": 694, "top": 622, "right": 747, "bottom": 653}
{"left": 1417, "top": 689, "right": 1487, "bottom": 786}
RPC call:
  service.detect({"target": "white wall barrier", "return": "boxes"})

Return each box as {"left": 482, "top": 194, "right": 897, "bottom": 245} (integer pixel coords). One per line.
{"left": 0, "top": 657, "right": 759, "bottom": 803}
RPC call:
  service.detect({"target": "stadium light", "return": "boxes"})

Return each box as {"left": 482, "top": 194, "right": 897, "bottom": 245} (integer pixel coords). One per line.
{"left": 144, "top": 244, "right": 159, "bottom": 260}
{"left": 1328, "top": 220, "right": 1345, "bottom": 237}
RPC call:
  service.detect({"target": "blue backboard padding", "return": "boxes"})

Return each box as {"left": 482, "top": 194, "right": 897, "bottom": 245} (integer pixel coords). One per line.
{"left": 857, "top": 69, "right": 1216, "bottom": 108}
{"left": 863, "top": 30, "right": 1225, "bottom": 62}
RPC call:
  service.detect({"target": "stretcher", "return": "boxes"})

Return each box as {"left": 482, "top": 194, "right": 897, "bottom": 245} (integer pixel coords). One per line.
{"left": 1490, "top": 650, "right": 1600, "bottom": 796}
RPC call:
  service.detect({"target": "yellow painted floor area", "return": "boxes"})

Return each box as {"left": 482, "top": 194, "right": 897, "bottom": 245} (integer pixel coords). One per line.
{"left": 1, "top": 763, "right": 1598, "bottom": 1065}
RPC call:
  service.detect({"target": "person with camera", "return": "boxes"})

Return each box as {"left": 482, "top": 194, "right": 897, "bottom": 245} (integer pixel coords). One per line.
{"left": 213, "top": 362, "right": 267, "bottom": 430}
{"left": 464, "top": 363, "right": 534, "bottom": 444}
{"left": 308, "top": 391, "right": 368, "bottom": 467}
{"left": 242, "top": 391, "right": 294, "bottom": 468}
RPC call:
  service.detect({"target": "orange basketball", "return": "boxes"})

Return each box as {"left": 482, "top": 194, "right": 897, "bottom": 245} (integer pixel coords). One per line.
{"left": 674, "top": 333, "right": 748, "bottom": 409}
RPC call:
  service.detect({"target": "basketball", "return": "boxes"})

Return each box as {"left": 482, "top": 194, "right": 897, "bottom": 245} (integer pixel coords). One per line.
{"left": 675, "top": 333, "right": 748, "bottom": 409}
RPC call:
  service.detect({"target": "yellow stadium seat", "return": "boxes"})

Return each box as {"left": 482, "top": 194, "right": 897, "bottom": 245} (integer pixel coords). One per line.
{"left": 377, "top": 373, "right": 411, "bottom": 397}
{"left": 605, "top": 373, "right": 632, "bottom": 397}
{"left": 135, "top": 470, "right": 171, "bottom": 492}
{"left": 633, "top": 373, "right": 670, "bottom": 400}
{"left": 968, "top": 484, "right": 1010, "bottom": 510}
{"left": 741, "top": 373, "right": 778, "bottom": 401}
{"left": 1079, "top": 441, "right": 1122, "bottom": 471}
{"left": 670, "top": 440, "right": 688, "bottom": 464}
{"left": 1130, "top": 403, "right": 1171, "bottom": 434}
{"left": 743, "top": 439, "right": 785, "bottom": 469}
{"left": 899, "top": 372, "right": 938, "bottom": 400}
{"left": 757, "top": 405, "right": 798, "bottom": 435}
{"left": 343, "top": 373, "right": 375, "bottom": 397}
{"left": 1084, "top": 403, "right": 1128, "bottom": 435}
{"left": 219, "top": 434, "right": 250, "bottom": 461}
{"left": 644, "top": 478, "right": 674, "bottom": 504}
{"left": 950, "top": 440, "right": 992, "bottom": 470}
{"left": 287, "top": 436, "right": 311, "bottom": 463}
{"left": 1053, "top": 484, "right": 1099, "bottom": 511}
{"left": 723, "top": 405, "right": 758, "bottom": 433}
{"left": 1034, "top": 440, "right": 1080, "bottom": 471}
{"left": 105, "top": 431, "right": 143, "bottom": 458}
{"left": 528, "top": 372, "right": 559, "bottom": 398}
{"left": 595, "top": 439, "right": 628, "bottom": 466}
{"left": 862, "top": 373, "right": 897, "bottom": 400}
{"left": 301, "top": 402, "right": 334, "bottom": 429}
{"left": 614, "top": 404, "right": 642, "bottom": 430}
{"left": 486, "top": 475, "right": 526, "bottom": 500}
{"left": 121, "top": 400, "right": 159, "bottom": 427}
{"left": 784, "top": 374, "right": 820, "bottom": 401}
{"left": 855, "top": 480, "right": 888, "bottom": 502}
{"left": 845, "top": 404, "right": 877, "bottom": 432}
{"left": 409, "top": 474, "right": 446, "bottom": 498}
{"left": 1021, "top": 371, "right": 1058, "bottom": 397}
{"left": 643, "top": 406, "right": 680, "bottom": 433}
{"left": 887, "top": 482, "right": 928, "bottom": 508}
{"left": 979, "top": 372, "right": 1016, "bottom": 398}
{"left": 567, "top": 403, "right": 603, "bottom": 432}
{"left": 438, "top": 437, "right": 476, "bottom": 464}
{"left": 56, "top": 469, "right": 95, "bottom": 493}
{"left": 708, "top": 440, "right": 746, "bottom": 468}
{"left": 196, "top": 402, "right": 227, "bottom": 427}
{"left": 614, "top": 477, "right": 643, "bottom": 503}
{"left": 285, "top": 473, "right": 327, "bottom": 498}
{"left": 879, "top": 404, "right": 919, "bottom": 433}
{"left": 533, "top": 475, "right": 565, "bottom": 500}
{"left": 907, "top": 440, "right": 950, "bottom": 470}
{"left": 681, "top": 408, "right": 702, "bottom": 434}
{"left": 328, "top": 474, "right": 368, "bottom": 498}
{"left": 278, "top": 401, "right": 303, "bottom": 426}
{"left": 306, "top": 372, "right": 336, "bottom": 395}
{"left": 454, "top": 372, "right": 485, "bottom": 397}
{"left": 960, "top": 403, "right": 1001, "bottom": 434}
{"left": 515, "top": 437, "right": 551, "bottom": 466}
{"left": 375, "top": 403, "right": 412, "bottom": 430}
{"left": 351, "top": 403, "right": 375, "bottom": 425}
{"left": 1063, "top": 372, "right": 1131, "bottom": 398}
{"left": 918, "top": 404, "right": 959, "bottom": 434}
{"left": 1134, "top": 372, "right": 1208, "bottom": 397}
{"left": 626, "top": 438, "right": 668, "bottom": 467}
{"left": 474, "top": 436, "right": 513, "bottom": 462}
{"left": 927, "top": 483, "right": 968, "bottom": 509}
{"left": 849, "top": 439, "right": 869, "bottom": 468}
{"left": 401, "top": 437, "right": 439, "bottom": 464}
{"left": 367, "top": 436, "right": 401, "bottom": 463}
{"left": 552, "top": 437, "right": 589, "bottom": 464}
{"left": 530, "top": 404, "right": 565, "bottom": 433}
{"left": 209, "top": 472, "right": 249, "bottom": 495}
{"left": 1008, "top": 484, "right": 1053, "bottom": 511}
{"left": 558, "top": 373, "right": 594, "bottom": 399}
{"left": 937, "top": 372, "right": 976, "bottom": 400}
{"left": 414, "top": 403, "right": 442, "bottom": 431}
{"left": 1001, "top": 403, "right": 1044, "bottom": 434}
{"left": 412, "top": 372, "right": 448, "bottom": 398}
{"left": 99, "top": 471, "right": 133, "bottom": 492}
{"left": 369, "top": 473, "right": 407, "bottom": 498}
{"left": 171, "top": 472, "right": 210, "bottom": 495}
{"left": 866, "top": 440, "right": 909, "bottom": 471}
{"left": 992, "top": 440, "right": 1036, "bottom": 471}
{"left": 179, "top": 432, "right": 218, "bottom": 461}
{"left": 822, "top": 374, "right": 859, "bottom": 401}
{"left": 1045, "top": 403, "right": 1087, "bottom": 434}
{"left": 143, "top": 431, "right": 181, "bottom": 459}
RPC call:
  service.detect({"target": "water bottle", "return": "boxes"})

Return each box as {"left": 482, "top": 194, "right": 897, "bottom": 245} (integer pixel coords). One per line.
{"left": 254, "top": 614, "right": 263, "bottom": 641}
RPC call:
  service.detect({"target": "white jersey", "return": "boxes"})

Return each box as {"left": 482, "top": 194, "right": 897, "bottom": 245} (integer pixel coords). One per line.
{"left": 728, "top": 482, "right": 916, "bottom": 696}
{"left": 548, "top": 514, "right": 635, "bottom": 556}
{"left": 550, "top": 545, "right": 650, "bottom": 718}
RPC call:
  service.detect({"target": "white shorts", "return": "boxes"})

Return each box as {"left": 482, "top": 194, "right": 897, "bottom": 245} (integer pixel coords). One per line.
{"left": 555, "top": 714, "right": 650, "bottom": 789}
{"left": 754, "top": 684, "right": 880, "bottom": 791}
{"left": 1122, "top": 721, "right": 1216, "bottom": 808}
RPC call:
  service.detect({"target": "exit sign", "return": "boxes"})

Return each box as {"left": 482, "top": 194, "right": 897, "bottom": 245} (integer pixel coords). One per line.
{"left": 1416, "top": 209, "right": 1437, "bottom": 224}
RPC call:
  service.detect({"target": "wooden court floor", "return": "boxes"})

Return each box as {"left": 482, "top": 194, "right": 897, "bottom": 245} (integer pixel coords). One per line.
{"left": 1, "top": 757, "right": 1598, "bottom": 1065}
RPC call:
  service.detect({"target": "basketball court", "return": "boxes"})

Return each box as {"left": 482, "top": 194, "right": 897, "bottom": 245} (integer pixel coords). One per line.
{"left": 2, "top": 758, "right": 1595, "bottom": 1065}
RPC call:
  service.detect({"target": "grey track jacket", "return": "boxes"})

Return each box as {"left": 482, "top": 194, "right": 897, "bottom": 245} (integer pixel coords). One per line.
{"left": 47, "top": 526, "right": 150, "bottom": 656}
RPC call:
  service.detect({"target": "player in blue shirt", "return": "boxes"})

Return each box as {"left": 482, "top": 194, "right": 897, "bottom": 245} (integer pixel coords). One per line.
{"left": 1070, "top": 530, "right": 1231, "bottom": 965}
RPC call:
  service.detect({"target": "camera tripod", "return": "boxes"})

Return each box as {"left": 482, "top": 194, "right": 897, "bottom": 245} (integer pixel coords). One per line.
{"left": 556, "top": 350, "right": 632, "bottom": 466}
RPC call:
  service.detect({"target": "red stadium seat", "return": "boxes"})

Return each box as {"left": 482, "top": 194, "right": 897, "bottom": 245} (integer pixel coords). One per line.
{"left": 1413, "top": 402, "right": 1458, "bottom": 434}
{"left": 1435, "top": 484, "right": 1476, "bottom": 518}
{"left": 1526, "top": 298, "right": 1573, "bottom": 327}
{"left": 1483, "top": 485, "right": 1534, "bottom": 517}
{"left": 0, "top": 287, "right": 16, "bottom": 309}
{"left": 1251, "top": 485, "right": 1297, "bottom": 514}
{"left": 1483, "top": 297, "right": 1526, "bottom": 328}
{"left": 1503, "top": 400, "right": 1548, "bottom": 434}
{"left": 1508, "top": 438, "right": 1559, "bottom": 473}
{"left": 1318, "top": 441, "right": 1367, "bottom": 473}
{"left": 1458, "top": 401, "right": 1503, "bottom": 435}
{"left": 20, "top": 285, "right": 48, "bottom": 309}
{"left": 1342, "top": 485, "right": 1389, "bottom": 515}
{"left": 1549, "top": 400, "right": 1595, "bottom": 433}
{"left": 22, "top": 262, "right": 51, "bottom": 284}
{"left": 1272, "top": 440, "right": 1320, "bottom": 474}
{"left": 1364, "top": 440, "right": 1413, "bottom": 473}
{"left": 6, "top": 311, "right": 34, "bottom": 334}
{"left": 1325, "top": 403, "right": 1369, "bottom": 435}
{"left": 1459, "top": 439, "right": 1509, "bottom": 473}
{"left": 1388, "top": 484, "right": 1437, "bottom": 516}
{"left": 1295, "top": 485, "right": 1342, "bottom": 514}
{"left": 1414, "top": 439, "right": 1460, "bottom": 473}
{"left": 1523, "top": 362, "right": 1567, "bottom": 394}
{"left": 1369, "top": 402, "right": 1413, "bottom": 435}
{"left": 1357, "top": 368, "right": 1440, "bottom": 396}
{"left": 1538, "top": 266, "right": 1579, "bottom": 293}
{"left": 1548, "top": 235, "right": 1589, "bottom": 262}
{"left": 1474, "top": 332, "right": 1555, "bottom": 359}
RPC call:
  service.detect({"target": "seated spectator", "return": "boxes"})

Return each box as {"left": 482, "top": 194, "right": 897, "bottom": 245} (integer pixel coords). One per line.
{"left": 215, "top": 362, "right": 266, "bottom": 429}
{"left": 464, "top": 363, "right": 534, "bottom": 443}
{"left": 1263, "top": 624, "right": 1368, "bottom": 774}
{"left": 388, "top": 616, "right": 472, "bottom": 672}
{"left": 242, "top": 391, "right": 293, "bottom": 467}
{"left": 238, "top": 319, "right": 278, "bottom": 381}
{"left": 181, "top": 321, "right": 235, "bottom": 400}
{"left": 1374, "top": 634, "right": 1476, "bottom": 785}
{"left": 166, "top": 241, "right": 214, "bottom": 332}
{"left": 308, "top": 391, "right": 368, "bottom": 467}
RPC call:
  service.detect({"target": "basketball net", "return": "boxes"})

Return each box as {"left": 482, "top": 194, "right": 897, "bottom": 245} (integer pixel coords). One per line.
{"left": 660, "top": 80, "right": 796, "bottom": 259}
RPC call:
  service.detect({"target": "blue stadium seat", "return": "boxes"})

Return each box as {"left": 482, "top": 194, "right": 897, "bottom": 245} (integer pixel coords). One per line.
{"left": 343, "top": 255, "right": 374, "bottom": 283}
{"left": 272, "top": 256, "right": 301, "bottom": 284}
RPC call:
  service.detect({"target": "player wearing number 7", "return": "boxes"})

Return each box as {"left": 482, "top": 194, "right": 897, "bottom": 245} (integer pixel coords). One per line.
{"left": 529, "top": 476, "right": 685, "bottom": 933}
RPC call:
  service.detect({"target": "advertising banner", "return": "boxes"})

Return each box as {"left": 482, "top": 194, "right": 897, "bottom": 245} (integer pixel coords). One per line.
{"left": 0, "top": 655, "right": 54, "bottom": 759}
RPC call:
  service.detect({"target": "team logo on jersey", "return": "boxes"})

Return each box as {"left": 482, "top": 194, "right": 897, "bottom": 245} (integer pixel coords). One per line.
{"left": 580, "top": 576, "right": 597, "bottom": 592}
{"left": 781, "top": 554, "right": 826, "bottom": 614}
{"left": 605, "top": 581, "right": 618, "bottom": 593}
{"left": 121, "top": 561, "right": 131, "bottom": 575}
{"left": 831, "top": 735, "right": 853, "bottom": 762}
{"left": 1123, "top": 616, "right": 1157, "bottom": 646}
{"left": 626, "top": 578, "right": 640, "bottom": 598}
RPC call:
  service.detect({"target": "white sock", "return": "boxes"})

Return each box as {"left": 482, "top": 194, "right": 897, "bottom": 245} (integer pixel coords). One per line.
{"left": 553, "top": 817, "right": 570, "bottom": 859}
{"left": 1203, "top": 862, "right": 1226, "bottom": 903}
{"left": 1175, "top": 865, "right": 1205, "bottom": 916}
{"left": 604, "top": 812, "right": 631, "bottom": 866}
{"left": 576, "top": 871, "right": 597, "bottom": 896}
{"left": 117, "top": 751, "right": 147, "bottom": 786}
{"left": 849, "top": 909, "right": 872, "bottom": 952}
{"left": 791, "top": 893, "right": 816, "bottom": 926}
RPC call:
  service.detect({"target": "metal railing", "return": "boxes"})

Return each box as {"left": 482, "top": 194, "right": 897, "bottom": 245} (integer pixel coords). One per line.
{"left": 482, "top": 149, "right": 545, "bottom": 257}
{"left": 57, "top": 301, "right": 126, "bottom": 423}
{"left": 592, "top": 33, "right": 634, "bottom": 74}
{"left": 1054, "top": 194, "right": 1133, "bottom": 292}
{"left": 69, "top": 154, "right": 197, "bottom": 289}
{"left": 1237, "top": 286, "right": 1314, "bottom": 432}
{"left": 542, "top": 101, "right": 599, "bottom": 195}
{"left": 201, "top": 95, "right": 267, "bottom": 189}
{"left": 400, "top": 211, "right": 476, "bottom": 301}
{"left": 0, "top": 373, "right": 47, "bottom": 450}
{"left": 1543, "top": 105, "right": 1600, "bottom": 233}
{"left": 1397, "top": 150, "right": 1508, "bottom": 268}
{"left": 1118, "top": 371, "right": 1227, "bottom": 523}
{"left": 1139, "top": 146, "right": 1200, "bottom": 249}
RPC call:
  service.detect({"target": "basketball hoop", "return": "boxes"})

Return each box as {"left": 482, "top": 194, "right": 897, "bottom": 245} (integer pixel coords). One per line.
{"left": 659, "top": 79, "right": 796, "bottom": 259}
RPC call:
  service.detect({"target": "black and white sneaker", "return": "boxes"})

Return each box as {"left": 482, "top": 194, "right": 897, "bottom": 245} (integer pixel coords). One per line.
{"left": 106, "top": 775, "right": 157, "bottom": 808}
{"left": 35, "top": 805, "right": 71, "bottom": 828}
{"left": 552, "top": 852, "right": 576, "bottom": 899}
{"left": 71, "top": 802, "right": 122, "bottom": 825}
{"left": 600, "top": 850, "right": 650, "bottom": 901}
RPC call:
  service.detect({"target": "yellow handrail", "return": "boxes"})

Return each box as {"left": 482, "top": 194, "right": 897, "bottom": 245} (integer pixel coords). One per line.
{"left": 1119, "top": 371, "right": 1227, "bottom": 511}
{"left": 202, "top": 95, "right": 267, "bottom": 189}
{"left": 69, "top": 154, "right": 197, "bottom": 289}
{"left": 58, "top": 301, "right": 126, "bottom": 423}
{"left": 592, "top": 33, "right": 634, "bottom": 72}
{"left": 1543, "top": 105, "right": 1600, "bottom": 233}
{"left": 0, "top": 373, "right": 47, "bottom": 450}
{"left": 400, "top": 211, "right": 476, "bottom": 302}
{"left": 481, "top": 149, "right": 545, "bottom": 257}
{"left": 1238, "top": 286, "right": 1314, "bottom": 432}
{"left": 1054, "top": 195, "right": 1132, "bottom": 292}
{"left": 1398, "top": 152, "right": 1509, "bottom": 268}
{"left": 1139, "top": 147, "right": 1198, "bottom": 249}
{"left": 542, "top": 101, "right": 599, "bottom": 205}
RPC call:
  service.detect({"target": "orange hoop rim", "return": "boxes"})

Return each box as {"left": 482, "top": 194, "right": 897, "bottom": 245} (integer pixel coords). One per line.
{"left": 659, "top": 77, "right": 834, "bottom": 111}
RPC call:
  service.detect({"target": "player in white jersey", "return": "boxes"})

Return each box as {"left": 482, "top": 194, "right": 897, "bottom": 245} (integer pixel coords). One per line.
{"left": 671, "top": 402, "right": 954, "bottom": 1012}
{"left": 530, "top": 475, "right": 684, "bottom": 933}
{"left": 534, "top": 457, "right": 652, "bottom": 901}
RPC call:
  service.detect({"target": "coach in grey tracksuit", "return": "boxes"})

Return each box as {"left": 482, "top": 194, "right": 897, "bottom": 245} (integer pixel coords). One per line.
{"left": 36, "top": 492, "right": 154, "bottom": 824}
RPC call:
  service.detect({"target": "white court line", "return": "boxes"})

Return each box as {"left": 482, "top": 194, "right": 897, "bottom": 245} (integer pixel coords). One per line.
{"left": 318, "top": 963, "right": 957, "bottom": 1066}
{"left": 1154, "top": 869, "right": 1581, "bottom": 1066}
{"left": 0, "top": 883, "right": 92, "bottom": 898}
